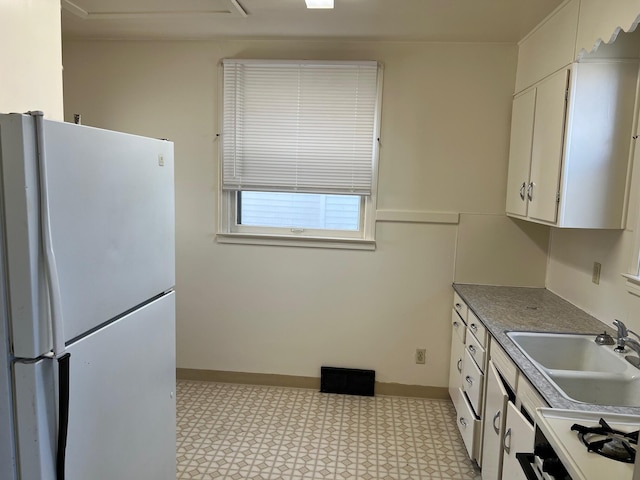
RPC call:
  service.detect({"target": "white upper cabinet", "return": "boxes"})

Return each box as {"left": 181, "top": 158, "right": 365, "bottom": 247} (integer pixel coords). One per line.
{"left": 506, "top": 61, "right": 638, "bottom": 228}
{"left": 515, "top": 0, "right": 580, "bottom": 94}
{"left": 508, "top": 0, "right": 640, "bottom": 229}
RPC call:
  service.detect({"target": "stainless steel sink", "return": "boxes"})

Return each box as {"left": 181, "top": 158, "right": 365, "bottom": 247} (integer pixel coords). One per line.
{"left": 506, "top": 331, "right": 640, "bottom": 407}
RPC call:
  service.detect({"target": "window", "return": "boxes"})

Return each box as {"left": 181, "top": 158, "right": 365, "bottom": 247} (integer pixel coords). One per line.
{"left": 217, "top": 59, "right": 382, "bottom": 249}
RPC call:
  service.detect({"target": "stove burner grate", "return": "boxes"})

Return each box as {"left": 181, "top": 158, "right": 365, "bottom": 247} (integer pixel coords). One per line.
{"left": 571, "top": 418, "right": 638, "bottom": 464}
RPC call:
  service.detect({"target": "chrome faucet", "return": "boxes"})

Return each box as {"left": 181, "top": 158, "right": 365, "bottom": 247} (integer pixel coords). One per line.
{"left": 613, "top": 319, "right": 629, "bottom": 352}
{"left": 612, "top": 320, "right": 640, "bottom": 369}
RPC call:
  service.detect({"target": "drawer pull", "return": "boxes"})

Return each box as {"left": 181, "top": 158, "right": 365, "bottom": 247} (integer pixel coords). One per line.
{"left": 503, "top": 427, "right": 512, "bottom": 454}
{"left": 492, "top": 410, "right": 501, "bottom": 435}
{"left": 468, "top": 345, "right": 476, "bottom": 355}
{"left": 455, "top": 303, "right": 462, "bottom": 310}
{"left": 453, "top": 321, "right": 460, "bottom": 329}
{"left": 457, "top": 358, "right": 463, "bottom": 373}
{"left": 459, "top": 417, "right": 467, "bottom": 428}
{"left": 465, "top": 375, "right": 474, "bottom": 386}
{"left": 470, "top": 323, "right": 478, "bottom": 333}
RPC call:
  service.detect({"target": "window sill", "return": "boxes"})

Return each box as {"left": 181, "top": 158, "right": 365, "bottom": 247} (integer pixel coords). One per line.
{"left": 622, "top": 273, "right": 640, "bottom": 296}
{"left": 215, "top": 233, "right": 376, "bottom": 251}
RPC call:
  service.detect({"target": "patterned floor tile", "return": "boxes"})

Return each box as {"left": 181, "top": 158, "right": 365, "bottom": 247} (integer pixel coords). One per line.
{"left": 176, "top": 380, "right": 481, "bottom": 480}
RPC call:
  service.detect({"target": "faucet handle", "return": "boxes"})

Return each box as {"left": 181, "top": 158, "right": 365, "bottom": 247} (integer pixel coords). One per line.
{"left": 628, "top": 329, "right": 640, "bottom": 341}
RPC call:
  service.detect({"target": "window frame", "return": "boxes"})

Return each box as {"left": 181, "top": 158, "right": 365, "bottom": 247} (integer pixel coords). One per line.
{"left": 216, "top": 60, "right": 383, "bottom": 250}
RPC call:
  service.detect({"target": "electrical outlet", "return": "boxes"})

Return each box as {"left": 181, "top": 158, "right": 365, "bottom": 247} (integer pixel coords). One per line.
{"left": 415, "top": 348, "right": 426, "bottom": 364}
{"left": 592, "top": 262, "right": 601, "bottom": 285}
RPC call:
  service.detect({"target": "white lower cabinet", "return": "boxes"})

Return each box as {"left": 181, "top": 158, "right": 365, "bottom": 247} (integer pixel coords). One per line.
{"left": 481, "top": 361, "right": 509, "bottom": 480}
{"left": 502, "top": 402, "right": 535, "bottom": 480}
{"left": 448, "top": 295, "right": 489, "bottom": 465}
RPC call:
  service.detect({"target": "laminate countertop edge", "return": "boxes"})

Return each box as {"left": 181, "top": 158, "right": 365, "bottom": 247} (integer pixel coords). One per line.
{"left": 452, "top": 283, "right": 640, "bottom": 415}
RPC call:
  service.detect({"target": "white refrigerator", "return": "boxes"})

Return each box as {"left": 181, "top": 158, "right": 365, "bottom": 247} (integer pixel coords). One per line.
{"left": 0, "top": 112, "right": 176, "bottom": 479}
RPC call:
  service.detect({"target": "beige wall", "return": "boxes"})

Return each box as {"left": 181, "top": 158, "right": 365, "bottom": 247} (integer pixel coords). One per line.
{"left": 62, "top": 39, "right": 546, "bottom": 387}
{"left": 0, "top": 0, "right": 63, "bottom": 119}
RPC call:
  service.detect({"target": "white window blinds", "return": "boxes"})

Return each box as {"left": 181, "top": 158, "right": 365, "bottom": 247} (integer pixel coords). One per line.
{"left": 222, "top": 60, "right": 380, "bottom": 195}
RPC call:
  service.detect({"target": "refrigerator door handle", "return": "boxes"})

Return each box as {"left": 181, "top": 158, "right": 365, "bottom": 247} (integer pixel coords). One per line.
{"left": 31, "top": 112, "right": 71, "bottom": 480}
{"left": 31, "top": 111, "right": 66, "bottom": 358}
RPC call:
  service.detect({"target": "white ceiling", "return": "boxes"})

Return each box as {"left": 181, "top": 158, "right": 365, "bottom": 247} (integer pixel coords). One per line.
{"left": 61, "top": 0, "right": 566, "bottom": 42}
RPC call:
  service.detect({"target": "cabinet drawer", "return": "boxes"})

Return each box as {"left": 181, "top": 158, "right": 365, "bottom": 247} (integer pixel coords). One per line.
{"left": 517, "top": 375, "right": 548, "bottom": 419}
{"left": 462, "top": 349, "right": 484, "bottom": 417}
{"left": 453, "top": 387, "right": 480, "bottom": 460}
{"left": 466, "top": 332, "right": 486, "bottom": 373}
{"left": 467, "top": 310, "right": 487, "bottom": 347}
{"left": 451, "top": 309, "right": 466, "bottom": 344}
{"left": 490, "top": 340, "right": 518, "bottom": 391}
{"left": 453, "top": 292, "right": 468, "bottom": 324}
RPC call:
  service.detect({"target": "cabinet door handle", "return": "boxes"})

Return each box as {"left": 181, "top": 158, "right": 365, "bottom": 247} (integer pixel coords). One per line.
{"left": 455, "top": 303, "right": 462, "bottom": 310}
{"left": 492, "top": 410, "right": 501, "bottom": 435}
{"left": 468, "top": 345, "right": 476, "bottom": 355}
{"left": 527, "top": 182, "right": 534, "bottom": 201}
{"left": 519, "top": 182, "right": 526, "bottom": 200}
{"left": 465, "top": 375, "right": 474, "bottom": 386}
{"left": 503, "top": 427, "right": 512, "bottom": 454}
{"left": 470, "top": 323, "right": 478, "bottom": 333}
{"left": 459, "top": 417, "right": 467, "bottom": 428}
{"left": 457, "top": 358, "right": 463, "bottom": 373}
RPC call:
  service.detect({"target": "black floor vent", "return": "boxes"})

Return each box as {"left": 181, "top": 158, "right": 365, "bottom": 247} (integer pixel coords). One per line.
{"left": 320, "top": 366, "right": 375, "bottom": 396}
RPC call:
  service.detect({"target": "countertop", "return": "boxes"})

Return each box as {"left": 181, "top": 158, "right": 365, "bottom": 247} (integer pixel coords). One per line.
{"left": 452, "top": 284, "right": 640, "bottom": 415}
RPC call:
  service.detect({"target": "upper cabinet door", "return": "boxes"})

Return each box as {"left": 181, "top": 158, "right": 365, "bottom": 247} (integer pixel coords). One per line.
{"left": 528, "top": 68, "right": 570, "bottom": 224}
{"left": 505, "top": 90, "right": 536, "bottom": 217}
{"left": 515, "top": 0, "right": 579, "bottom": 93}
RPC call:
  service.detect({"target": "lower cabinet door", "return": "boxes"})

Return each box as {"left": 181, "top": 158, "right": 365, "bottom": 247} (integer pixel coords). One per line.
{"left": 481, "top": 361, "right": 509, "bottom": 480}
{"left": 448, "top": 319, "right": 466, "bottom": 402}
{"left": 501, "top": 402, "right": 535, "bottom": 480}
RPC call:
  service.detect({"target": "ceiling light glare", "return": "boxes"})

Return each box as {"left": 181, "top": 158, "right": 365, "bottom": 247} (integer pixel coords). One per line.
{"left": 305, "top": 0, "right": 334, "bottom": 9}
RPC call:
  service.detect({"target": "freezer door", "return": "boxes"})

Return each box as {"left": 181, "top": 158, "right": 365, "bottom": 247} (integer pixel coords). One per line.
{"left": 13, "top": 292, "right": 176, "bottom": 480}
{"left": 0, "top": 114, "right": 175, "bottom": 358}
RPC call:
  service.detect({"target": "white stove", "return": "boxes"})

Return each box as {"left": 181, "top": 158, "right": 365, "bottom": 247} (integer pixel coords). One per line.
{"left": 530, "top": 409, "right": 640, "bottom": 480}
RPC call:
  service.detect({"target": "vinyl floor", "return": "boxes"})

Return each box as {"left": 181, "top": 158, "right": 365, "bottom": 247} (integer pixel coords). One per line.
{"left": 176, "top": 380, "right": 482, "bottom": 480}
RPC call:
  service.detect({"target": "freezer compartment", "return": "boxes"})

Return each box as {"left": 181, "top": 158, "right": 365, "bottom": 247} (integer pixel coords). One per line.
{"left": 13, "top": 292, "right": 176, "bottom": 480}
{"left": 0, "top": 114, "right": 175, "bottom": 358}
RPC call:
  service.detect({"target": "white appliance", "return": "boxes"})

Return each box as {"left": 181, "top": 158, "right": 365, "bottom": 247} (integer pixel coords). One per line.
{"left": 0, "top": 112, "right": 176, "bottom": 480}
{"left": 521, "top": 408, "right": 640, "bottom": 480}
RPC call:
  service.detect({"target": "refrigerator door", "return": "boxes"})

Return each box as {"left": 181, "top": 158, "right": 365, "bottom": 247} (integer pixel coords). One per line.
{"left": 0, "top": 114, "right": 175, "bottom": 358}
{"left": 13, "top": 292, "right": 176, "bottom": 480}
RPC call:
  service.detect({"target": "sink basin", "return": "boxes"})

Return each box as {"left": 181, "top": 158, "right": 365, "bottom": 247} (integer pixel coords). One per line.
{"left": 507, "top": 331, "right": 640, "bottom": 407}
{"left": 507, "top": 331, "right": 627, "bottom": 373}
{"left": 548, "top": 371, "right": 640, "bottom": 407}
